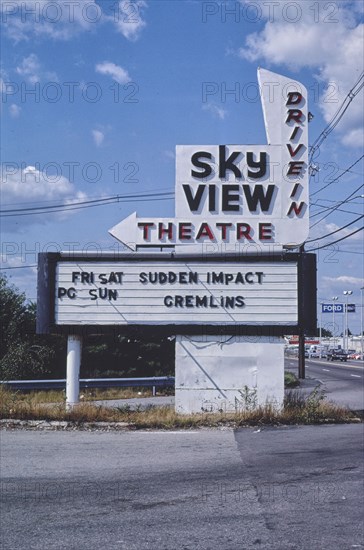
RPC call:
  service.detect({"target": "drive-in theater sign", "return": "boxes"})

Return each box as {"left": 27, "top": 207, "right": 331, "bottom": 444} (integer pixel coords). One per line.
{"left": 37, "top": 69, "right": 317, "bottom": 413}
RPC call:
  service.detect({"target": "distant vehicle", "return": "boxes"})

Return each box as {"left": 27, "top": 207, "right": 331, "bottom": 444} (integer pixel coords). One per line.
{"left": 305, "top": 352, "right": 320, "bottom": 358}
{"left": 306, "top": 345, "right": 328, "bottom": 358}
{"left": 327, "top": 349, "right": 348, "bottom": 362}
{"left": 348, "top": 352, "right": 363, "bottom": 360}
{"left": 285, "top": 345, "right": 299, "bottom": 356}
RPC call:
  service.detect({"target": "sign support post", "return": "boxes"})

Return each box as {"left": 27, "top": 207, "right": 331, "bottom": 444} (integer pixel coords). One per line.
{"left": 298, "top": 246, "right": 306, "bottom": 379}
{"left": 66, "top": 335, "right": 82, "bottom": 410}
{"left": 298, "top": 329, "right": 306, "bottom": 380}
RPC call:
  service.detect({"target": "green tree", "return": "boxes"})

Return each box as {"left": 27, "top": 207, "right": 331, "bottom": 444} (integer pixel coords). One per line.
{"left": 0, "top": 274, "right": 65, "bottom": 379}
{"left": 81, "top": 333, "right": 174, "bottom": 378}
{"left": 317, "top": 327, "right": 332, "bottom": 337}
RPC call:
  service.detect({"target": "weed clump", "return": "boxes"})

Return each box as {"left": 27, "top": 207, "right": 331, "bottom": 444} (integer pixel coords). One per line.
{"left": 0, "top": 385, "right": 359, "bottom": 429}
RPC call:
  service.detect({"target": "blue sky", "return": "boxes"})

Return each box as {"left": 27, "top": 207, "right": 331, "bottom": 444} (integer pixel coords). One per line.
{"left": 1, "top": 0, "right": 363, "bottom": 334}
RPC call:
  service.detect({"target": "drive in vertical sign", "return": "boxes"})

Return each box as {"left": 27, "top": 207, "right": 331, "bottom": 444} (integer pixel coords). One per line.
{"left": 174, "top": 68, "right": 309, "bottom": 248}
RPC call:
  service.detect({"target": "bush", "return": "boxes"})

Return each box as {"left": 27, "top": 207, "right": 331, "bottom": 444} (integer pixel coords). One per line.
{"left": 0, "top": 275, "right": 65, "bottom": 380}
{"left": 284, "top": 372, "right": 300, "bottom": 388}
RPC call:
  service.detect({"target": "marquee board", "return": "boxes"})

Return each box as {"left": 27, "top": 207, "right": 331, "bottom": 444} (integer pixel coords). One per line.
{"left": 37, "top": 252, "right": 317, "bottom": 335}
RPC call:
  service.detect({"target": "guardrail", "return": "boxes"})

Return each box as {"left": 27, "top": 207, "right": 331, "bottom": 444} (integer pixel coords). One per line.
{"left": 1, "top": 376, "right": 175, "bottom": 395}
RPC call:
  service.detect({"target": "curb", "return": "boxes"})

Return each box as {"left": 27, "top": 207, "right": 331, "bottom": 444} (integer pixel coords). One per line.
{"left": 0, "top": 419, "right": 133, "bottom": 431}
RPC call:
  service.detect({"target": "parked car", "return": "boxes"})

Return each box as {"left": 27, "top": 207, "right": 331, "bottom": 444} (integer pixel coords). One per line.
{"left": 327, "top": 349, "right": 348, "bottom": 362}
{"left": 348, "top": 352, "right": 363, "bottom": 360}
{"left": 305, "top": 345, "right": 327, "bottom": 358}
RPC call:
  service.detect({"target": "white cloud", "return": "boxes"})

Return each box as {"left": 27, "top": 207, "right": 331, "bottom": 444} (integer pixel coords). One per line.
{"left": 16, "top": 53, "right": 41, "bottom": 84}
{"left": 309, "top": 219, "right": 364, "bottom": 245}
{"left": 0, "top": 70, "right": 10, "bottom": 111}
{"left": 325, "top": 222, "right": 364, "bottom": 241}
{"left": 163, "top": 150, "right": 175, "bottom": 160}
{"left": 323, "top": 275, "right": 364, "bottom": 286}
{"left": 341, "top": 128, "right": 364, "bottom": 149}
{"left": 238, "top": 0, "right": 364, "bottom": 147}
{"left": 1, "top": 164, "right": 89, "bottom": 230}
{"left": 1, "top": 0, "right": 148, "bottom": 42}
{"left": 95, "top": 61, "right": 131, "bottom": 84}
{"left": 92, "top": 129, "right": 105, "bottom": 147}
{"left": 112, "top": 1, "right": 147, "bottom": 41}
{"left": 1, "top": 0, "right": 99, "bottom": 42}
{"left": 2, "top": 165, "right": 76, "bottom": 200}
{"left": 15, "top": 53, "right": 58, "bottom": 84}
{"left": 202, "top": 103, "right": 228, "bottom": 120}
{"left": 9, "top": 104, "right": 21, "bottom": 118}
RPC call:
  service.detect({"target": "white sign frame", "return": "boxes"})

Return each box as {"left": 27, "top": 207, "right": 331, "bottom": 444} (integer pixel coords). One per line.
{"left": 110, "top": 68, "right": 309, "bottom": 250}
{"left": 36, "top": 251, "right": 317, "bottom": 335}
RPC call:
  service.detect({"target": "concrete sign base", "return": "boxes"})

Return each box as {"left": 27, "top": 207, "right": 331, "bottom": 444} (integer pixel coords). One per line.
{"left": 175, "top": 335, "right": 284, "bottom": 414}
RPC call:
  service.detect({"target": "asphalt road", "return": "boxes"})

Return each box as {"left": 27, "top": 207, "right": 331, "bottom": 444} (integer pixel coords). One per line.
{"left": 1, "top": 425, "right": 363, "bottom": 550}
{"left": 286, "top": 356, "right": 364, "bottom": 410}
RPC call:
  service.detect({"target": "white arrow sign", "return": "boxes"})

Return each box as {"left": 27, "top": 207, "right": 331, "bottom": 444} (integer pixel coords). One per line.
{"left": 110, "top": 68, "right": 309, "bottom": 250}
{"left": 109, "top": 211, "right": 284, "bottom": 251}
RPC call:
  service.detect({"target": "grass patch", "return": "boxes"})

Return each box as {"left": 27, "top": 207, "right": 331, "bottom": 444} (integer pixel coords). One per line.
{"left": 0, "top": 385, "right": 360, "bottom": 428}
{"left": 2, "top": 386, "right": 171, "bottom": 404}
{"left": 83, "top": 387, "right": 174, "bottom": 401}
{"left": 284, "top": 371, "right": 300, "bottom": 388}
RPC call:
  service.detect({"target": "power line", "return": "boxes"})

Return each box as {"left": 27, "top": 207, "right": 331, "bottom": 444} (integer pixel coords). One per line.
{"left": 2, "top": 196, "right": 120, "bottom": 214}
{"left": 312, "top": 197, "right": 364, "bottom": 205}
{"left": 0, "top": 265, "right": 37, "bottom": 270}
{"left": 306, "top": 226, "right": 363, "bottom": 252}
{"left": 0, "top": 191, "right": 175, "bottom": 217}
{"left": 310, "top": 155, "right": 364, "bottom": 197}
{"left": 306, "top": 214, "right": 364, "bottom": 243}
{"left": 309, "top": 72, "right": 364, "bottom": 163}
{"left": 0, "top": 191, "right": 175, "bottom": 214}
{"left": 310, "top": 203, "right": 362, "bottom": 216}
{"left": 328, "top": 249, "right": 364, "bottom": 255}
{"left": 1, "top": 187, "right": 173, "bottom": 208}
{"left": 310, "top": 183, "right": 364, "bottom": 227}
{"left": 1, "top": 196, "right": 174, "bottom": 218}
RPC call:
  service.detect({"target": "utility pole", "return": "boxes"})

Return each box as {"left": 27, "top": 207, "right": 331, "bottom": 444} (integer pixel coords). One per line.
{"left": 332, "top": 296, "right": 338, "bottom": 348}
{"left": 298, "top": 245, "right": 305, "bottom": 379}
{"left": 361, "top": 287, "right": 364, "bottom": 357}
{"left": 343, "top": 290, "right": 353, "bottom": 353}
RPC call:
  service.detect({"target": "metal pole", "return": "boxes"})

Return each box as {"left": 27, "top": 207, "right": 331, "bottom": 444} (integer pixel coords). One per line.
{"left": 361, "top": 287, "right": 364, "bottom": 357}
{"left": 66, "top": 335, "right": 82, "bottom": 410}
{"left": 332, "top": 303, "right": 335, "bottom": 348}
{"left": 298, "top": 329, "right": 305, "bottom": 379}
{"left": 332, "top": 296, "right": 338, "bottom": 349}
{"left": 345, "top": 295, "right": 348, "bottom": 352}
{"left": 319, "top": 303, "right": 322, "bottom": 357}
{"left": 298, "top": 246, "right": 305, "bottom": 379}
{"left": 343, "top": 291, "right": 352, "bottom": 352}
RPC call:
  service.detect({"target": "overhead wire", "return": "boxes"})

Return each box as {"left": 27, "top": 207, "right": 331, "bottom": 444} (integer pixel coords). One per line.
{"left": 306, "top": 226, "right": 363, "bottom": 252}
{"left": 0, "top": 265, "right": 37, "bottom": 270}
{"left": 310, "top": 155, "right": 364, "bottom": 197}
{"left": 310, "top": 183, "right": 364, "bottom": 227}
{"left": 310, "top": 202, "right": 362, "bottom": 216}
{"left": 1, "top": 187, "right": 174, "bottom": 208}
{"left": 306, "top": 214, "right": 364, "bottom": 243}
{"left": 309, "top": 71, "right": 364, "bottom": 164}
{"left": 0, "top": 190, "right": 175, "bottom": 217}
{"left": 327, "top": 248, "right": 363, "bottom": 255}
{"left": 308, "top": 74, "right": 364, "bottom": 249}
